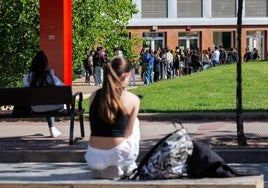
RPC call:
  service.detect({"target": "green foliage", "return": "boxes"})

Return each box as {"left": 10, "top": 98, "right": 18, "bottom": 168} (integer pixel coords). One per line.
{"left": 72, "top": 0, "right": 141, "bottom": 78}
{"left": 0, "top": 0, "right": 39, "bottom": 87}
{"left": 130, "top": 62, "right": 268, "bottom": 113}
{"left": 0, "top": 0, "right": 141, "bottom": 85}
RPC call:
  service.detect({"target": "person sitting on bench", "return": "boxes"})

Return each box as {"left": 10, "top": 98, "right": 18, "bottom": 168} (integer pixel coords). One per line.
{"left": 22, "top": 50, "right": 64, "bottom": 138}
{"left": 84, "top": 56, "right": 141, "bottom": 179}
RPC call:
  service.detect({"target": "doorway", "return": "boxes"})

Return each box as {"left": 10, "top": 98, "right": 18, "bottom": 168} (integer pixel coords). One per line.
{"left": 213, "top": 31, "right": 233, "bottom": 50}
{"left": 143, "top": 32, "right": 165, "bottom": 51}
{"left": 247, "top": 31, "right": 264, "bottom": 60}
{"left": 178, "top": 32, "right": 199, "bottom": 51}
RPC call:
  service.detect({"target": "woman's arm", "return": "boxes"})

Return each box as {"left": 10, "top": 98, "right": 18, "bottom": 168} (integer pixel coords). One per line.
{"left": 123, "top": 92, "right": 140, "bottom": 138}
{"left": 22, "top": 74, "right": 30, "bottom": 87}
{"left": 89, "top": 91, "right": 97, "bottom": 107}
{"left": 48, "top": 69, "right": 64, "bottom": 86}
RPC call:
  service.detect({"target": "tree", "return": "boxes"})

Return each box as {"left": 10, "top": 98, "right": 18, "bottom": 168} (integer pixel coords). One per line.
{"left": 72, "top": 0, "right": 141, "bottom": 78}
{"left": 0, "top": 0, "right": 141, "bottom": 85}
{"left": 236, "top": 0, "right": 247, "bottom": 146}
{"left": 0, "top": 0, "right": 39, "bottom": 87}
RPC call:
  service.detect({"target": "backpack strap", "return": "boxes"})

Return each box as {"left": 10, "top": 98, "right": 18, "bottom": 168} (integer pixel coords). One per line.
{"left": 130, "top": 131, "right": 176, "bottom": 180}
{"left": 128, "top": 120, "right": 186, "bottom": 180}
{"left": 171, "top": 120, "right": 184, "bottom": 129}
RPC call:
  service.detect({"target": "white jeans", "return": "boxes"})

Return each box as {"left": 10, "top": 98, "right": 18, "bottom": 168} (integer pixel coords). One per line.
{"left": 84, "top": 118, "right": 140, "bottom": 172}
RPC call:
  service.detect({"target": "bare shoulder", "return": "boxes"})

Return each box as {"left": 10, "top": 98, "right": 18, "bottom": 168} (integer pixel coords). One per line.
{"left": 122, "top": 90, "right": 140, "bottom": 103}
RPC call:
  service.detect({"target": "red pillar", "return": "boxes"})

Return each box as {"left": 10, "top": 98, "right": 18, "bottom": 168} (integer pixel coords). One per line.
{"left": 40, "top": 0, "right": 72, "bottom": 85}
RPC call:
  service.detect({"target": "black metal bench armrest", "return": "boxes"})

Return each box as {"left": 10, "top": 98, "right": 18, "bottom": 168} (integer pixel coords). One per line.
{"left": 72, "top": 92, "right": 83, "bottom": 112}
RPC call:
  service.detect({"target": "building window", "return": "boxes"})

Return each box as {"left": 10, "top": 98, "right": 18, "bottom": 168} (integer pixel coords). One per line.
{"left": 245, "top": 0, "right": 268, "bottom": 17}
{"left": 142, "top": 0, "right": 168, "bottom": 18}
{"left": 213, "top": 32, "right": 233, "bottom": 50}
{"left": 212, "top": 0, "right": 236, "bottom": 18}
{"left": 177, "top": 0, "right": 203, "bottom": 18}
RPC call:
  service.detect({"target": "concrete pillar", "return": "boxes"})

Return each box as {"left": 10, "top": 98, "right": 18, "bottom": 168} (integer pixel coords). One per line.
{"left": 40, "top": 0, "right": 72, "bottom": 85}
{"left": 168, "top": 0, "right": 177, "bottom": 18}
{"left": 132, "top": 0, "right": 142, "bottom": 18}
{"left": 203, "top": 0, "right": 212, "bottom": 18}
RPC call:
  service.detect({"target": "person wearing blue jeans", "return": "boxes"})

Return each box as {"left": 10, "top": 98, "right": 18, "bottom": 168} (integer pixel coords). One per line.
{"left": 93, "top": 47, "right": 106, "bottom": 86}
{"left": 94, "top": 65, "right": 103, "bottom": 86}
{"left": 143, "top": 49, "right": 154, "bottom": 85}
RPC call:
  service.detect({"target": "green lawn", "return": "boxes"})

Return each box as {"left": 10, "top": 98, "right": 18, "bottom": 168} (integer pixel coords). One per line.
{"left": 83, "top": 62, "right": 268, "bottom": 113}
{"left": 130, "top": 62, "right": 268, "bottom": 113}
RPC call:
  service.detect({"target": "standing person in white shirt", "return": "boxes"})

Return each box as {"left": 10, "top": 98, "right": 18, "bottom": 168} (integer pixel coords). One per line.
{"left": 114, "top": 47, "right": 123, "bottom": 57}
{"left": 166, "top": 47, "right": 174, "bottom": 78}
{"left": 211, "top": 46, "right": 220, "bottom": 67}
{"left": 114, "top": 47, "right": 136, "bottom": 86}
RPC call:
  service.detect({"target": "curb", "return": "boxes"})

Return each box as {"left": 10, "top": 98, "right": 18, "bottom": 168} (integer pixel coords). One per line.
{"left": 2, "top": 148, "right": 268, "bottom": 163}
{"left": 137, "top": 112, "right": 268, "bottom": 121}
{"left": 1, "top": 112, "right": 267, "bottom": 122}
{"left": 214, "top": 148, "right": 268, "bottom": 163}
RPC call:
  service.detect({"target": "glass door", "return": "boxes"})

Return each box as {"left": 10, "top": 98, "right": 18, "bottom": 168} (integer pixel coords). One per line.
{"left": 178, "top": 32, "right": 199, "bottom": 50}
{"left": 247, "top": 31, "right": 264, "bottom": 60}
{"left": 143, "top": 32, "right": 165, "bottom": 51}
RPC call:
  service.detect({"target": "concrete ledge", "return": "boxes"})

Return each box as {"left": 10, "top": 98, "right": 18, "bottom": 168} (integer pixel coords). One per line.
{"left": 0, "top": 163, "right": 264, "bottom": 188}
{"left": 0, "top": 176, "right": 264, "bottom": 188}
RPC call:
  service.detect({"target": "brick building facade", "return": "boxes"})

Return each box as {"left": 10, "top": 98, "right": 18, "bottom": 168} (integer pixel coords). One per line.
{"left": 128, "top": 0, "right": 268, "bottom": 60}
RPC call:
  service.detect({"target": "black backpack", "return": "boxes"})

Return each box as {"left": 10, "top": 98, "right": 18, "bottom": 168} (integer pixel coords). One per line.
{"left": 93, "top": 52, "right": 103, "bottom": 66}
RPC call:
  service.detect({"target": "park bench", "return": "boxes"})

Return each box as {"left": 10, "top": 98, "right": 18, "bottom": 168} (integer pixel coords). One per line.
{"left": 0, "top": 86, "right": 85, "bottom": 145}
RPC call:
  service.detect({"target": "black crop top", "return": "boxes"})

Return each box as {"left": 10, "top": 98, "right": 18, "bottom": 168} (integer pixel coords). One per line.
{"left": 90, "top": 89, "right": 129, "bottom": 137}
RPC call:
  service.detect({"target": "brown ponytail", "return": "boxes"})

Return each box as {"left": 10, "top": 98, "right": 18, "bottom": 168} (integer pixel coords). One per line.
{"left": 98, "top": 56, "right": 131, "bottom": 124}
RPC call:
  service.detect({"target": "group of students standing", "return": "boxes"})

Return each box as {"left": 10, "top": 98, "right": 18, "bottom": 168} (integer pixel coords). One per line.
{"left": 83, "top": 47, "right": 107, "bottom": 86}
{"left": 243, "top": 47, "right": 261, "bottom": 62}
{"left": 140, "top": 45, "right": 238, "bottom": 85}
{"left": 83, "top": 47, "right": 137, "bottom": 87}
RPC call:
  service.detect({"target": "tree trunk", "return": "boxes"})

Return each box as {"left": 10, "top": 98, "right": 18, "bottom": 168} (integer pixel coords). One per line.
{"left": 236, "top": 0, "right": 247, "bottom": 146}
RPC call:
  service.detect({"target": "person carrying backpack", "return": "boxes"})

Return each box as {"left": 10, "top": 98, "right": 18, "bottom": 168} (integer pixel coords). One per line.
{"left": 219, "top": 46, "right": 227, "bottom": 65}
{"left": 191, "top": 50, "right": 201, "bottom": 72}
{"left": 93, "top": 47, "right": 106, "bottom": 86}
{"left": 83, "top": 48, "right": 94, "bottom": 85}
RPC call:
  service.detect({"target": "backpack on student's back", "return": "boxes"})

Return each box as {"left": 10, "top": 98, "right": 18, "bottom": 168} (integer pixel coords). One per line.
{"left": 93, "top": 52, "right": 103, "bottom": 66}
{"left": 130, "top": 122, "right": 193, "bottom": 180}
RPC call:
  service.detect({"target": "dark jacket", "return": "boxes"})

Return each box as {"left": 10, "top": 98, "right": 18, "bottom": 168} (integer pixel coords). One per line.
{"left": 188, "top": 141, "right": 260, "bottom": 178}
